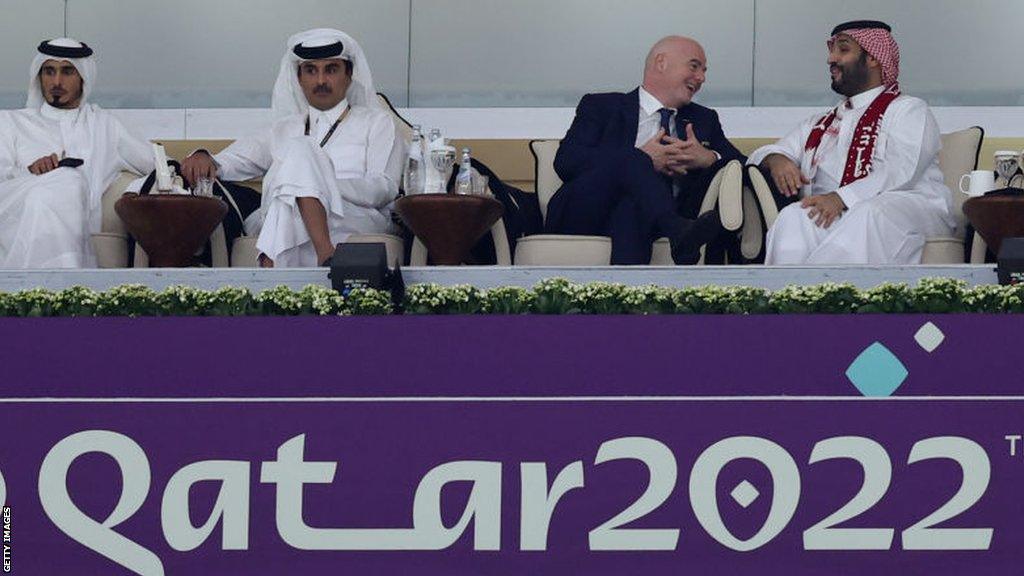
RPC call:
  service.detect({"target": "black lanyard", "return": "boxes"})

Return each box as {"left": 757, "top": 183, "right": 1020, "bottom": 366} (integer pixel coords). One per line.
{"left": 304, "top": 105, "right": 351, "bottom": 148}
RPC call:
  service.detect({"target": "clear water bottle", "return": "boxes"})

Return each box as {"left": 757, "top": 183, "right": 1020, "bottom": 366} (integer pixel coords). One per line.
{"left": 454, "top": 148, "right": 473, "bottom": 195}
{"left": 403, "top": 126, "right": 424, "bottom": 194}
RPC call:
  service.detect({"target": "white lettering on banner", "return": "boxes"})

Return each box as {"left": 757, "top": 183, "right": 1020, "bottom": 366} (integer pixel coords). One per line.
{"left": 161, "top": 461, "right": 251, "bottom": 551}
{"left": 690, "top": 436, "right": 801, "bottom": 552}
{"left": 2, "top": 504, "right": 10, "bottom": 573}
{"left": 38, "top": 431, "right": 164, "bottom": 576}
{"left": 803, "top": 437, "right": 895, "bottom": 550}
{"left": 901, "top": 437, "right": 992, "bottom": 550}
{"left": 260, "top": 434, "right": 502, "bottom": 550}
{"left": 520, "top": 461, "right": 584, "bottom": 551}
{"left": 588, "top": 438, "right": 679, "bottom": 551}
{"left": 1005, "top": 435, "right": 1021, "bottom": 457}
{"left": 26, "top": 430, "right": 997, "bottom": 571}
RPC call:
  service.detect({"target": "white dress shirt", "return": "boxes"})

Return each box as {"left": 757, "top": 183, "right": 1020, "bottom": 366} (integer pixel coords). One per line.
{"left": 635, "top": 86, "right": 676, "bottom": 147}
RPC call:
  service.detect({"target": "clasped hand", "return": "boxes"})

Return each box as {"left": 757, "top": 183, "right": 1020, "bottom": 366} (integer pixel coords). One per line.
{"left": 641, "top": 124, "right": 716, "bottom": 177}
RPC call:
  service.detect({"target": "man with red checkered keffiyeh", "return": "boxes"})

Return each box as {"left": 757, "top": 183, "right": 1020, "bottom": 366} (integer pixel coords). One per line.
{"left": 748, "top": 20, "right": 956, "bottom": 264}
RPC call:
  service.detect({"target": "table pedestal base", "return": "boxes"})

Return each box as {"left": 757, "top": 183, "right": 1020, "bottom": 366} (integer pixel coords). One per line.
{"left": 115, "top": 194, "right": 228, "bottom": 267}
{"left": 395, "top": 195, "right": 504, "bottom": 265}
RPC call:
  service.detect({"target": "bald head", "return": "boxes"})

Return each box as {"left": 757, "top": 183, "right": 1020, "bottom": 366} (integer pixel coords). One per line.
{"left": 642, "top": 36, "right": 707, "bottom": 108}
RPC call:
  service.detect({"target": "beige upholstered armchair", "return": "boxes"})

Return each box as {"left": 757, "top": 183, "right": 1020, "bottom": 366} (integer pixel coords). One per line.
{"left": 514, "top": 139, "right": 744, "bottom": 266}
{"left": 741, "top": 126, "right": 986, "bottom": 263}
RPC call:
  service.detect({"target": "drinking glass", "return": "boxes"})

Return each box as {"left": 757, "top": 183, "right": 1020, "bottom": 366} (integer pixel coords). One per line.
{"left": 994, "top": 151, "right": 1019, "bottom": 186}
{"left": 195, "top": 177, "right": 214, "bottom": 197}
{"left": 430, "top": 148, "right": 456, "bottom": 192}
{"left": 471, "top": 172, "right": 490, "bottom": 195}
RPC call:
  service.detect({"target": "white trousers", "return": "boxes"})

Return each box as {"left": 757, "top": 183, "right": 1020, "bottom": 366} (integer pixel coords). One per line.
{"left": 765, "top": 192, "right": 951, "bottom": 265}
{"left": 0, "top": 168, "right": 93, "bottom": 268}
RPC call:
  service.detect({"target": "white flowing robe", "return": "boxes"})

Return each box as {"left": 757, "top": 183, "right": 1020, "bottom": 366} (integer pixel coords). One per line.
{"left": 748, "top": 86, "right": 955, "bottom": 265}
{"left": 214, "top": 104, "right": 403, "bottom": 267}
{"left": 0, "top": 103, "right": 152, "bottom": 268}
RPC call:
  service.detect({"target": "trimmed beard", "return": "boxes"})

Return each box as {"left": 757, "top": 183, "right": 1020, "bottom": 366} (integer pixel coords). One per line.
{"left": 830, "top": 51, "right": 871, "bottom": 97}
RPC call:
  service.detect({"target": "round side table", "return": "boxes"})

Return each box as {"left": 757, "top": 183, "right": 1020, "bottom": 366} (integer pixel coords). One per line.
{"left": 395, "top": 194, "right": 504, "bottom": 265}
{"left": 962, "top": 194, "right": 1024, "bottom": 256}
{"left": 115, "top": 193, "right": 228, "bottom": 267}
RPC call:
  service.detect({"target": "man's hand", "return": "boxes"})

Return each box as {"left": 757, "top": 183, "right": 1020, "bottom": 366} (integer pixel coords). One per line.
{"left": 761, "top": 153, "right": 810, "bottom": 197}
{"left": 663, "top": 123, "right": 717, "bottom": 175}
{"left": 801, "top": 192, "right": 846, "bottom": 229}
{"left": 640, "top": 129, "right": 679, "bottom": 176}
{"left": 180, "top": 151, "right": 218, "bottom": 187}
{"left": 28, "top": 153, "right": 60, "bottom": 175}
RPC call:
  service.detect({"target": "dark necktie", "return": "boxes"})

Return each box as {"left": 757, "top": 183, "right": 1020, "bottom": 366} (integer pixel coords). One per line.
{"left": 657, "top": 108, "right": 675, "bottom": 194}
{"left": 658, "top": 108, "right": 674, "bottom": 135}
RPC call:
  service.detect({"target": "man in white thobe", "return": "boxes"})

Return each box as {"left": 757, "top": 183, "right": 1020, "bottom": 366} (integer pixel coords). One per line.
{"left": 0, "top": 38, "right": 153, "bottom": 268}
{"left": 748, "top": 20, "right": 954, "bottom": 265}
{"left": 181, "top": 28, "right": 404, "bottom": 267}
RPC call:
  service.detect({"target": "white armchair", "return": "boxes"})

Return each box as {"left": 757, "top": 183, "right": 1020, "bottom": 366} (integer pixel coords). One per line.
{"left": 515, "top": 139, "right": 744, "bottom": 266}
{"left": 741, "top": 126, "right": 986, "bottom": 263}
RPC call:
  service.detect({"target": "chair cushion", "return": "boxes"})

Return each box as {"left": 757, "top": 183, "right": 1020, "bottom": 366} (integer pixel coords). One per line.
{"left": 740, "top": 186, "right": 764, "bottom": 260}
{"left": 230, "top": 236, "right": 259, "bottom": 267}
{"left": 91, "top": 232, "right": 129, "bottom": 269}
{"left": 700, "top": 160, "right": 744, "bottom": 231}
{"left": 344, "top": 233, "right": 405, "bottom": 268}
{"left": 514, "top": 234, "right": 611, "bottom": 265}
{"left": 921, "top": 237, "right": 964, "bottom": 264}
{"left": 939, "top": 127, "right": 984, "bottom": 239}
{"left": 650, "top": 238, "right": 673, "bottom": 265}
{"left": 101, "top": 172, "right": 141, "bottom": 235}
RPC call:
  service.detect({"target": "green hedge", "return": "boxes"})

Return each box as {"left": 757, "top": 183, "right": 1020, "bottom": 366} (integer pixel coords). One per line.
{"left": 0, "top": 278, "right": 1022, "bottom": 317}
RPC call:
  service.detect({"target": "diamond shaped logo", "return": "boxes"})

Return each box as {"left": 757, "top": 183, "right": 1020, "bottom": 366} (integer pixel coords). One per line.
{"left": 731, "top": 481, "right": 760, "bottom": 508}
{"left": 914, "top": 322, "right": 945, "bottom": 353}
{"left": 846, "top": 342, "right": 908, "bottom": 397}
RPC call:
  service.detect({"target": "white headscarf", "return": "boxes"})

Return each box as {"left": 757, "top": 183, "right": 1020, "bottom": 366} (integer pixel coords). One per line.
{"left": 271, "top": 28, "right": 380, "bottom": 119}
{"left": 26, "top": 38, "right": 97, "bottom": 109}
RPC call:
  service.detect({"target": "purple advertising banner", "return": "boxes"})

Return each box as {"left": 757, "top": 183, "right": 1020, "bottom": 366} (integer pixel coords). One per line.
{"left": 1, "top": 316, "right": 1023, "bottom": 575}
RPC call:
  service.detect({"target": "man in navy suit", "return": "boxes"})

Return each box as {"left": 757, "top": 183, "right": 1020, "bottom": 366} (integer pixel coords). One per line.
{"left": 546, "top": 36, "right": 745, "bottom": 264}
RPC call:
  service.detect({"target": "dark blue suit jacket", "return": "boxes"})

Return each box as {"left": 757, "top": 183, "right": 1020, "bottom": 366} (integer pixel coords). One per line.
{"left": 548, "top": 89, "right": 745, "bottom": 227}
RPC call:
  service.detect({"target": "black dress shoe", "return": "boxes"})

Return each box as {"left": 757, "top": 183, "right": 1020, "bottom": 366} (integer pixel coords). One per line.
{"left": 670, "top": 209, "right": 722, "bottom": 265}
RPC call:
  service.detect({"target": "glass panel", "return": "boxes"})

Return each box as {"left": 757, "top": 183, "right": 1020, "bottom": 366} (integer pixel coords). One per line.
{"left": 0, "top": 0, "right": 65, "bottom": 109}
{"left": 409, "top": 0, "right": 755, "bottom": 107}
{"left": 66, "top": 0, "right": 411, "bottom": 108}
{"left": 754, "top": 0, "right": 1024, "bottom": 106}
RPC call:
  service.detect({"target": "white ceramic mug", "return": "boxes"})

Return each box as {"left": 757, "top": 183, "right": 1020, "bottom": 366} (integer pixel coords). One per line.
{"left": 959, "top": 170, "right": 996, "bottom": 197}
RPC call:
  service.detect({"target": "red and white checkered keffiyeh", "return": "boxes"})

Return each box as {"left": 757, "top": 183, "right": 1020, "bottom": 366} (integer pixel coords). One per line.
{"left": 828, "top": 28, "right": 900, "bottom": 85}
